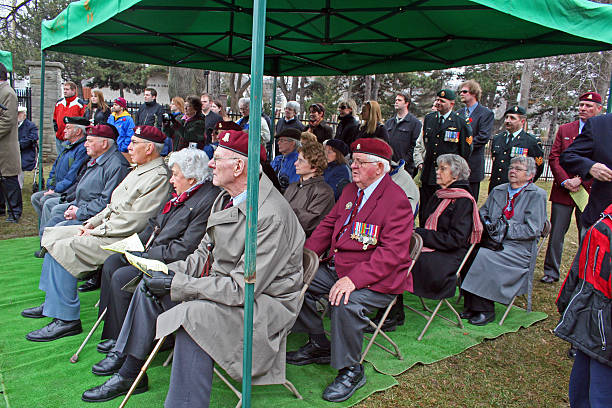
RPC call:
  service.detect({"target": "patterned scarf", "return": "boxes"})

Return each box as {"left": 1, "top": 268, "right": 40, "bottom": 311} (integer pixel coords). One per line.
{"left": 161, "top": 182, "right": 204, "bottom": 214}
{"left": 503, "top": 183, "right": 530, "bottom": 220}
{"left": 423, "top": 187, "right": 483, "bottom": 252}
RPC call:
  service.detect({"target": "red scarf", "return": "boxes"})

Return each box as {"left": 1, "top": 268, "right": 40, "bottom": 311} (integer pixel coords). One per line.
{"left": 423, "top": 187, "right": 483, "bottom": 252}
{"left": 503, "top": 183, "right": 530, "bottom": 219}
{"left": 161, "top": 182, "right": 203, "bottom": 214}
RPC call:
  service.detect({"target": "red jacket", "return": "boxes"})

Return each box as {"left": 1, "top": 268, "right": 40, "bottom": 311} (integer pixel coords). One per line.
{"left": 549, "top": 120, "right": 592, "bottom": 206}
{"left": 53, "top": 95, "right": 86, "bottom": 140}
{"left": 305, "top": 174, "right": 414, "bottom": 294}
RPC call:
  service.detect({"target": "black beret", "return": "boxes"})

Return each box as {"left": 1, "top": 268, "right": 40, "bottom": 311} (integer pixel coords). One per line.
{"left": 64, "top": 116, "right": 90, "bottom": 126}
{"left": 504, "top": 106, "right": 527, "bottom": 116}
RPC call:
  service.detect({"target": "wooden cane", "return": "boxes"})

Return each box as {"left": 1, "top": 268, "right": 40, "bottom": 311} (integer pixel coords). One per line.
{"left": 118, "top": 336, "right": 166, "bottom": 408}
{"left": 70, "top": 307, "right": 107, "bottom": 363}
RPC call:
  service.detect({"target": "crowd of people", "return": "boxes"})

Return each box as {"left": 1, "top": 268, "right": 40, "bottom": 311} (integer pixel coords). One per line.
{"left": 1, "top": 58, "right": 611, "bottom": 407}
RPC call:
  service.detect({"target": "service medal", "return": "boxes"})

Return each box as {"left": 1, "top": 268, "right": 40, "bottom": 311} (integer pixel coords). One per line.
{"left": 346, "top": 202, "right": 353, "bottom": 210}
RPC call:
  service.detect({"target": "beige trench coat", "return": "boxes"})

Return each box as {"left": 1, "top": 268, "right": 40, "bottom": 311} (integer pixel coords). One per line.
{"left": 0, "top": 81, "right": 20, "bottom": 176}
{"left": 156, "top": 174, "right": 305, "bottom": 385}
{"left": 42, "top": 157, "right": 170, "bottom": 279}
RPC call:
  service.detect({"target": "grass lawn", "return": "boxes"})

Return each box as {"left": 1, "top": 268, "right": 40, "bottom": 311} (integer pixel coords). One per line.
{"left": 0, "top": 173, "right": 575, "bottom": 408}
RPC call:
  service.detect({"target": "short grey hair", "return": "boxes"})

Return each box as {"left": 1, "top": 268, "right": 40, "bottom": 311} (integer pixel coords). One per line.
{"left": 168, "top": 148, "right": 212, "bottom": 183}
{"left": 153, "top": 142, "right": 165, "bottom": 155}
{"left": 286, "top": 101, "right": 300, "bottom": 114}
{"left": 437, "top": 154, "right": 470, "bottom": 180}
{"left": 74, "top": 124, "right": 87, "bottom": 135}
{"left": 365, "top": 153, "right": 391, "bottom": 173}
{"left": 238, "top": 97, "right": 250, "bottom": 108}
{"left": 510, "top": 156, "right": 537, "bottom": 178}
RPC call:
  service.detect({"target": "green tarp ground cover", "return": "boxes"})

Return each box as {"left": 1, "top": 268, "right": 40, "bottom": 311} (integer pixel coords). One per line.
{"left": 41, "top": 0, "right": 612, "bottom": 76}
{"left": 0, "top": 237, "right": 546, "bottom": 407}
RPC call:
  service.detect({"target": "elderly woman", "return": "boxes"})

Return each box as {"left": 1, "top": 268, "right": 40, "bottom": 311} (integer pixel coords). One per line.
{"left": 356, "top": 100, "right": 390, "bottom": 143}
{"left": 461, "top": 156, "right": 546, "bottom": 326}
{"left": 323, "top": 138, "right": 351, "bottom": 200}
{"left": 406, "top": 154, "right": 482, "bottom": 320}
{"left": 236, "top": 97, "right": 271, "bottom": 144}
{"left": 276, "top": 101, "right": 305, "bottom": 134}
{"left": 284, "top": 140, "right": 335, "bottom": 236}
{"left": 91, "top": 148, "right": 220, "bottom": 374}
{"left": 168, "top": 95, "right": 206, "bottom": 151}
{"left": 271, "top": 127, "right": 302, "bottom": 191}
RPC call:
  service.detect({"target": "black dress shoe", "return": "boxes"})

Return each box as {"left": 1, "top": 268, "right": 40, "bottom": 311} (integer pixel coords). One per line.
{"left": 322, "top": 364, "right": 366, "bottom": 402}
{"left": 540, "top": 275, "right": 558, "bottom": 284}
{"left": 21, "top": 304, "right": 45, "bottom": 319}
{"left": 82, "top": 373, "right": 148, "bottom": 402}
{"left": 568, "top": 345, "right": 578, "bottom": 359}
{"left": 287, "top": 340, "right": 331, "bottom": 366}
{"left": 460, "top": 310, "right": 475, "bottom": 320}
{"left": 34, "top": 248, "right": 47, "bottom": 258}
{"left": 97, "top": 339, "right": 117, "bottom": 354}
{"left": 6, "top": 215, "right": 20, "bottom": 223}
{"left": 468, "top": 312, "right": 495, "bottom": 326}
{"left": 26, "top": 319, "right": 82, "bottom": 342}
{"left": 78, "top": 277, "right": 101, "bottom": 292}
{"left": 92, "top": 351, "right": 126, "bottom": 376}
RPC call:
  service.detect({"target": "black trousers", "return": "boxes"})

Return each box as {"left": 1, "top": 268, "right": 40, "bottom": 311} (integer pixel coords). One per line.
{"left": 0, "top": 175, "right": 22, "bottom": 218}
{"left": 99, "top": 253, "right": 141, "bottom": 341}
{"left": 462, "top": 290, "right": 495, "bottom": 313}
{"left": 469, "top": 181, "right": 480, "bottom": 201}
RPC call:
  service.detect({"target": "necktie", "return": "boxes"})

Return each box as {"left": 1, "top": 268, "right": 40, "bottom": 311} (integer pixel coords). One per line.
{"left": 88, "top": 158, "right": 96, "bottom": 166}
{"left": 337, "top": 190, "right": 364, "bottom": 241}
{"left": 223, "top": 198, "right": 234, "bottom": 210}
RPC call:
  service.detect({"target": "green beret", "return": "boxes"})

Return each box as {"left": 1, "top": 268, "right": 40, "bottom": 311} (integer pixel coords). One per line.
{"left": 504, "top": 106, "right": 527, "bottom": 116}
{"left": 437, "top": 89, "right": 456, "bottom": 101}
{"left": 63, "top": 116, "right": 90, "bottom": 126}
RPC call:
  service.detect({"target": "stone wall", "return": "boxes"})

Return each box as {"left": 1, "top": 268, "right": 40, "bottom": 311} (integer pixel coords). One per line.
{"left": 26, "top": 60, "right": 64, "bottom": 162}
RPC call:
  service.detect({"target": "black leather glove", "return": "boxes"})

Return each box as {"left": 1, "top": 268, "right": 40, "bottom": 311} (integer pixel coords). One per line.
{"left": 142, "top": 269, "right": 175, "bottom": 298}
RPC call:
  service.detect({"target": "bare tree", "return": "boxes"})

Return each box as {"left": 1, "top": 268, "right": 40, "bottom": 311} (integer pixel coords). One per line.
{"left": 372, "top": 74, "right": 381, "bottom": 101}
{"left": 279, "top": 76, "right": 299, "bottom": 102}
{"left": 168, "top": 67, "right": 208, "bottom": 99}
{"left": 227, "top": 73, "right": 251, "bottom": 113}
{"left": 364, "top": 75, "right": 372, "bottom": 101}
{"left": 519, "top": 58, "right": 537, "bottom": 109}
{"left": 208, "top": 71, "right": 221, "bottom": 99}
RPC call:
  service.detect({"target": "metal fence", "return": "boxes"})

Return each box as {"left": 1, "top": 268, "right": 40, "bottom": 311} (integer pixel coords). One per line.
{"left": 483, "top": 138, "right": 554, "bottom": 181}
{"left": 16, "top": 88, "right": 32, "bottom": 121}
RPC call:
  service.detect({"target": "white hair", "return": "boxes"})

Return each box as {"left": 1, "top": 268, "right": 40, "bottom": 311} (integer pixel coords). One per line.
{"left": 286, "top": 101, "right": 300, "bottom": 114}
{"left": 168, "top": 148, "right": 213, "bottom": 183}
{"left": 365, "top": 153, "right": 391, "bottom": 173}
{"left": 510, "top": 156, "right": 537, "bottom": 178}
{"left": 239, "top": 97, "right": 250, "bottom": 108}
{"left": 437, "top": 154, "right": 470, "bottom": 180}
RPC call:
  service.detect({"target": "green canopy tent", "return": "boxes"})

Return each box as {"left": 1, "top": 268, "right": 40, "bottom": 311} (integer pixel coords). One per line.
{"left": 40, "top": 1, "right": 612, "bottom": 406}
{"left": 0, "top": 50, "right": 12, "bottom": 72}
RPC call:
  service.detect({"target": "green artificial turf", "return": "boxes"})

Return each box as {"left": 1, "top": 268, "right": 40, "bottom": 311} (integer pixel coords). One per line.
{"left": 0, "top": 237, "right": 546, "bottom": 408}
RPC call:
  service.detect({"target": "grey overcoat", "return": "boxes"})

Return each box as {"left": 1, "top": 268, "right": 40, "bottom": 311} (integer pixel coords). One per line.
{"left": 156, "top": 174, "right": 305, "bottom": 385}
{"left": 42, "top": 157, "right": 170, "bottom": 279}
{"left": 461, "top": 182, "right": 547, "bottom": 304}
{"left": 0, "top": 81, "right": 20, "bottom": 176}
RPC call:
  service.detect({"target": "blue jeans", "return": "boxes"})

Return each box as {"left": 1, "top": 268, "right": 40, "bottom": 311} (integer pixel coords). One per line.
{"left": 569, "top": 349, "right": 612, "bottom": 408}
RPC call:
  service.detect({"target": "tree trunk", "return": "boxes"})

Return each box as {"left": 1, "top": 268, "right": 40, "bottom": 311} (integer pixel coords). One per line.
{"left": 594, "top": 51, "right": 612, "bottom": 106}
{"left": 278, "top": 76, "right": 300, "bottom": 102}
{"left": 299, "top": 77, "right": 307, "bottom": 118}
{"left": 372, "top": 74, "right": 381, "bottom": 101}
{"left": 519, "top": 59, "right": 537, "bottom": 109}
{"left": 168, "top": 67, "right": 208, "bottom": 99}
{"left": 228, "top": 73, "right": 251, "bottom": 113}
{"left": 547, "top": 106, "right": 558, "bottom": 142}
{"left": 364, "top": 75, "right": 372, "bottom": 101}
{"left": 209, "top": 71, "right": 221, "bottom": 99}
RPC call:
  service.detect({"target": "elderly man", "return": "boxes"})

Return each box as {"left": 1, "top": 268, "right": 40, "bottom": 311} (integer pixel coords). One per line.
{"left": 541, "top": 92, "right": 602, "bottom": 284}
{"left": 81, "top": 129, "right": 305, "bottom": 406}
{"left": 31, "top": 116, "right": 89, "bottom": 226}
{"left": 288, "top": 138, "right": 413, "bottom": 402}
{"left": 107, "top": 97, "right": 135, "bottom": 155}
{"left": 52, "top": 81, "right": 86, "bottom": 154}
{"left": 21, "top": 126, "right": 170, "bottom": 342}
{"left": 276, "top": 100, "right": 306, "bottom": 134}
{"left": 236, "top": 97, "right": 271, "bottom": 143}
{"left": 271, "top": 127, "right": 301, "bottom": 191}
{"left": 458, "top": 80, "right": 494, "bottom": 199}
{"left": 384, "top": 93, "right": 422, "bottom": 175}
{"left": 489, "top": 106, "right": 544, "bottom": 192}
{"left": 0, "top": 62, "right": 20, "bottom": 222}
{"left": 414, "top": 89, "right": 472, "bottom": 226}
{"left": 17, "top": 106, "right": 38, "bottom": 184}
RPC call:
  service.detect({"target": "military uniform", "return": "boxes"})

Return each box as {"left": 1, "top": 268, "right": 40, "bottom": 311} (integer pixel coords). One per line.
{"left": 420, "top": 108, "right": 472, "bottom": 225}
{"left": 488, "top": 129, "right": 544, "bottom": 192}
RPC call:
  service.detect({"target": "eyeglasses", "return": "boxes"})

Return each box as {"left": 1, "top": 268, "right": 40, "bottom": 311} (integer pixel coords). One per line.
{"left": 460, "top": 90, "right": 470, "bottom": 94}
{"left": 211, "top": 156, "right": 241, "bottom": 164}
{"left": 130, "top": 140, "right": 150, "bottom": 145}
{"left": 349, "top": 158, "right": 377, "bottom": 167}
{"left": 508, "top": 166, "right": 527, "bottom": 172}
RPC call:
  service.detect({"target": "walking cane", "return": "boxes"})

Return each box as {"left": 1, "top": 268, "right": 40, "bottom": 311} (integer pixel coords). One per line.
{"left": 118, "top": 336, "right": 166, "bottom": 408}
{"left": 70, "top": 307, "right": 107, "bottom": 363}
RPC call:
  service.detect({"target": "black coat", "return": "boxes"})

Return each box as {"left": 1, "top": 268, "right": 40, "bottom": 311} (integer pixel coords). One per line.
{"left": 276, "top": 117, "right": 306, "bottom": 135}
{"left": 204, "top": 111, "right": 222, "bottom": 144}
{"left": 355, "top": 123, "right": 390, "bottom": 144}
{"left": 137, "top": 181, "right": 220, "bottom": 264}
{"left": 134, "top": 101, "right": 164, "bottom": 129}
{"left": 458, "top": 103, "right": 494, "bottom": 183}
{"left": 335, "top": 115, "right": 360, "bottom": 146}
{"left": 18, "top": 119, "right": 38, "bottom": 171}
{"left": 561, "top": 113, "right": 612, "bottom": 227}
{"left": 308, "top": 120, "right": 333, "bottom": 143}
{"left": 84, "top": 105, "right": 111, "bottom": 125}
{"left": 384, "top": 113, "right": 422, "bottom": 175}
{"left": 410, "top": 180, "right": 474, "bottom": 299}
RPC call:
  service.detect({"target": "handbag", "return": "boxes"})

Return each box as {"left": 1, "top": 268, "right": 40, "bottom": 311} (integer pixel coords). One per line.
{"left": 479, "top": 215, "right": 508, "bottom": 251}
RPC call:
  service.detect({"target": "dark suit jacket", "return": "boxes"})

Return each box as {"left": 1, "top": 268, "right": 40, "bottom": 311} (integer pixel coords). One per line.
{"left": 459, "top": 103, "right": 494, "bottom": 182}
{"left": 561, "top": 113, "right": 612, "bottom": 227}
{"left": 305, "top": 174, "right": 414, "bottom": 294}
{"left": 549, "top": 120, "right": 592, "bottom": 206}
{"left": 18, "top": 119, "right": 38, "bottom": 171}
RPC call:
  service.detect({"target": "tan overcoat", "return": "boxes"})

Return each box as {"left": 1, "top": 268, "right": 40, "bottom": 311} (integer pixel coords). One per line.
{"left": 156, "top": 175, "right": 305, "bottom": 385}
{"left": 0, "top": 81, "right": 20, "bottom": 176}
{"left": 42, "top": 157, "right": 170, "bottom": 279}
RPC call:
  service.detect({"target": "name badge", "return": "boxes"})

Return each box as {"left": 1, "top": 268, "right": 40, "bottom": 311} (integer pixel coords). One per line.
{"left": 444, "top": 130, "right": 460, "bottom": 143}
{"left": 350, "top": 222, "right": 380, "bottom": 250}
{"left": 510, "top": 146, "right": 528, "bottom": 158}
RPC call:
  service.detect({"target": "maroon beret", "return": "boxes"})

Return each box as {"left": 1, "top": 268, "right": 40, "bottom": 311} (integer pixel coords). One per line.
{"left": 218, "top": 129, "right": 267, "bottom": 161}
{"left": 113, "top": 97, "right": 127, "bottom": 109}
{"left": 86, "top": 124, "right": 117, "bottom": 140}
{"left": 215, "top": 121, "right": 243, "bottom": 131}
{"left": 350, "top": 138, "right": 392, "bottom": 161}
{"left": 579, "top": 92, "right": 602, "bottom": 104}
{"left": 134, "top": 125, "right": 165, "bottom": 143}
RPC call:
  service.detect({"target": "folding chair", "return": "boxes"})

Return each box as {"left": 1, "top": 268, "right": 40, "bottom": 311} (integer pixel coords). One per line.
{"left": 360, "top": 233, "right": 423, "bottom": 362}
{"left": 406, "top": 243, "right": 477, "bottom": 341}
{"left": 137, "top": 249, "right": 320, "bottom": 408}
{"left": 498, "top": 219, "right": 551, "bottom": 325}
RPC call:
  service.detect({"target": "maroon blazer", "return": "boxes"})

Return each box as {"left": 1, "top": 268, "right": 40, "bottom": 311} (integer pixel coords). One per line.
{"left": 305, "top": 174, "right": 414, "bottom": 294}
{"left": 549, "top": 120, "right": 592, "bottom": 206}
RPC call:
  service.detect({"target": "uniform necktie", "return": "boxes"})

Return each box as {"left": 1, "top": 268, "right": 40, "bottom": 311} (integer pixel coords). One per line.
{"left": 223, "top": 198, "right": 234, "bottom": 210}
{"left": 337, "top": 190, "right": 364, "bottom": 241}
